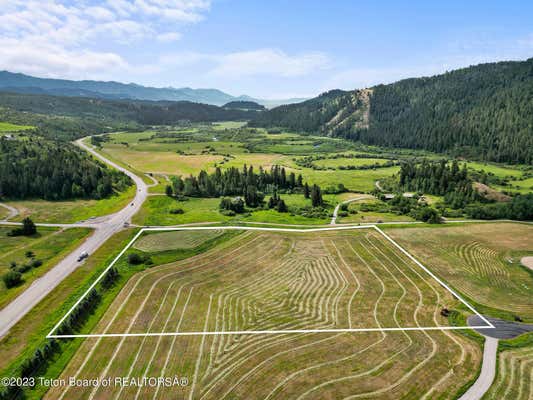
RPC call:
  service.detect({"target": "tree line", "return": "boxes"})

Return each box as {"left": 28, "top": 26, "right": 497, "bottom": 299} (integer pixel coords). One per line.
{"left": 168, "top": 165, "right": 306, "bottom": 200}
{"left": 167, "top": 165, "right": 324, "bottom": 213}
{"left": 399, "top": 159, "right": 479, "bottom": 208}
{"left": 0, "top": 138, "right": 131, "bottom": 200}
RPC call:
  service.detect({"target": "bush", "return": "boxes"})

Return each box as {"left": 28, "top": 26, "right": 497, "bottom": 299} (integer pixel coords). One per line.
{"left": 219, "top": 197, "right": 245, "bottom": 214}
{"left": 30, "top": 259, "right": 43, "bottom": 268}
{"left": 7, "top": 217, "right": 37, "bottom": 237}
{"left": 411, "top": 206, "right": 442, "bottom": 224}
{"left": 16, "top": 264, "right": 32, "bottom": 274}
{"left": 127, "top": 253, "right": 143, "bottom": 265}
{"left": 3, "top": 271, "right": 23, "bottom": 288}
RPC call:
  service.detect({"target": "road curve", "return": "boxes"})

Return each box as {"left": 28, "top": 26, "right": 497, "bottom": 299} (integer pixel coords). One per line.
{"left": 0, "top": 202, "right": 19, "bottom": 221}
{"left": 0, "top": 137, "right": 148, "bottom": 338}
{"left": 459, "top": 336, "right": 498, "bottom": 400}
{"left": 330, "top": 196, "right": 369, "bottom": 225}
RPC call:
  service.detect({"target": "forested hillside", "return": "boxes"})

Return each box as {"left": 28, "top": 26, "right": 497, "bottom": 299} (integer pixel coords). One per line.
{"left": 0, "top": 91, "right": 257, "bottom": 141}
{"left": 252, "top": 58, "right": 533, "bottom": 164}
{"left": 0, "top": 138, "right": 131, "bottom": 200}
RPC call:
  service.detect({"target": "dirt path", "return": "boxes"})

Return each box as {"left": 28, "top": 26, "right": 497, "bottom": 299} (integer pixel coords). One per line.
{"left": 0, "top": 202, "right": 19, "bottom": 221}
{"left": 330, "top": 196, "right": 369, "bottom": 225}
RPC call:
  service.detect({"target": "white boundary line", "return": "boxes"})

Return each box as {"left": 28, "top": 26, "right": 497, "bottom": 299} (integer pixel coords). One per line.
{"left": 46, "top": 225, "right": 494, "bottom": 339}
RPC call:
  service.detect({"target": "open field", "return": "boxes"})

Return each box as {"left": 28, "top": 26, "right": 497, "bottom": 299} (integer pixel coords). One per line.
{"left": 134, "top": 230, "right": 225, "bottom": 252}
{"left": 97, "top": 128, "right": 401, "bottom": 192}
{"left": 0, "top": 121, "right": 34, "bottom": 132}
{"left": 464, "top": 161, "right": 525, "bottom": 178}
{"left": 47, "top": 228, "right": 481, "bottom": 399}
{"left": 133, "top": 194, "right": 339, "bottom": 226}
{"left": 0, "top": 226, "right": 91, "bottom": 308}
{"left": 313, "top": 157, "right": 394, "bottom": 168}
{"left": 0, "top": 206, "right": 9, "bottom": 220}
{"left": 338, "top": 198, "right": 416, "bottom": 224}
{"left": 386, "top": 223, "right": 533, "bottom": 320}
{"left": 4, "top": 186, "right": 136, "bottom": 223}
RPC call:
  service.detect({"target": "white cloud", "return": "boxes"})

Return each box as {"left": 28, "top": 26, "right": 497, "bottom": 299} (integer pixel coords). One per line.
{"left": 0, "top": 0, "right": 210, "bottom": 78}
{"left": 210, "top": 49, "right": 331, "bottom": 78}
{"left": 0, "top": 38, "right": 129, "bottom": 79}
{"left": 156, "top": 32, "right": 182, "bottom": 43}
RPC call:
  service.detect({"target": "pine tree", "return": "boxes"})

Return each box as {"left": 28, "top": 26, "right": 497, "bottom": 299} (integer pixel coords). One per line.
{"left": 310, "top": 185, "right": 323, "bottom": 207}
{"left": 304, "top": 183, "right": 310, "bottom": 198}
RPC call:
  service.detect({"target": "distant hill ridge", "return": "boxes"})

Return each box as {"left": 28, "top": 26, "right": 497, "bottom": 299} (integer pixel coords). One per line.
{"left": 223, "top": 101, "right": 266, "bottom": 111}
{"left": 0, "top": 71, "right": 305, "bottom": 107}
{"left": 251, "top": 58, "right": 533, "bottom": 164}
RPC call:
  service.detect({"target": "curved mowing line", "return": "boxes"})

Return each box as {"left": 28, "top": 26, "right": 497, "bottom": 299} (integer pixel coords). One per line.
{"left": 48, "top": 225, "right": 492, "bottom": 339}
{"left": 48, "top": 225, "right": 492, "bottom": 400}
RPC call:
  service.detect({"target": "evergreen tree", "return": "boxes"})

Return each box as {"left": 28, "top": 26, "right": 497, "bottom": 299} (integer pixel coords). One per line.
{"left": 311, "top": 185, "right": 323, "bottom": 207}
{"left": 304, "top": 183, "right": 310, "bottom": 199}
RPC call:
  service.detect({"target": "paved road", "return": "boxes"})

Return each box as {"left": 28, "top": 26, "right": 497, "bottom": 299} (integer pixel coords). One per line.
{"left": 468, "top": 315, "right": 533, "bottom": 339}
{"left": 459, "top": 336, "right": 498, "bottom": 400}
{"left": 0, "top": 202, "right": 19, "bottom": 221}
{"left": 460, "top": 315, "right": 533, "bottom": 400}
{"left": 0, "top": 137, "right": 149, "bottom": 338}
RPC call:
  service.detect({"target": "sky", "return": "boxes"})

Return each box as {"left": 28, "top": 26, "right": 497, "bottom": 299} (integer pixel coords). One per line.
{"left": 0, "top": 0, "right": 532, "bottom": 99}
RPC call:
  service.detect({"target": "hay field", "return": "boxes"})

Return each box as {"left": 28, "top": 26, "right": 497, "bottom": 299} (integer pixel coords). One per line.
{"left": 47, "top": 229, "right": 480, "bottom": 399}
{"left": 387, "top": 223, "right": 533, "bottom": 319}
{"left": 484, "top": 342, "right": 533, "bottom": 399}
{"left": 133, "top": 230, "right": 225, "bottom": 252}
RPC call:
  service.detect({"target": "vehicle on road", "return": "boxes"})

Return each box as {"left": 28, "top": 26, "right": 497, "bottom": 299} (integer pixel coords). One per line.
{"left": 77, "top": 251, "right": 89, "bottom": 262}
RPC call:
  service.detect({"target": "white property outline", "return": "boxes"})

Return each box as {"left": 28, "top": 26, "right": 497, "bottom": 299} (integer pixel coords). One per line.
{"left": 47, "top": 225, "right": 494, "bottom": 339}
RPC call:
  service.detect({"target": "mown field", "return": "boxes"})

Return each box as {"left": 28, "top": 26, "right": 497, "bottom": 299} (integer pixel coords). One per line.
{"left": 47, "top": 228, "right": 481, "bottom": 399}
{"left": 134, "top": 230, "right": 225, "bottom": 252}
{"left": 386, "top": 223, "right": 533, "bottom": 321}
{"left": 0, "top": 226, "right": 91, "bottom": 308}
{"left": 484, "top": 334, "right": 533, "bottom": 400}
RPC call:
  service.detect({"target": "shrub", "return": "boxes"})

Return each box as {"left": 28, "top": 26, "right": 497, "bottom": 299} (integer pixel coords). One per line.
{"left": 3, "top": 271, "right": 23, "bottom": 288}
{"left": 127, "top": 253, "right": 143, "bottom": 265}
{"left": 30, "top": 259, "right": 43, "bottom": 268}
{"left": 8, "top": 217, "right": 37, "bottom": 237}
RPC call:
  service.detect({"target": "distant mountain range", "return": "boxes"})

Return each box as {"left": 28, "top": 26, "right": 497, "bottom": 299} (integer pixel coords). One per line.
{"left": 0, "top": 71, "right": 306, "bottom": 107}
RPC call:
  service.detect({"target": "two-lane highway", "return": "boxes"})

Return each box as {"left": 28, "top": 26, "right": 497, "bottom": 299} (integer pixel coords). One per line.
{"left": 0, "top": 137, "right": 149, "bottom": 338}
